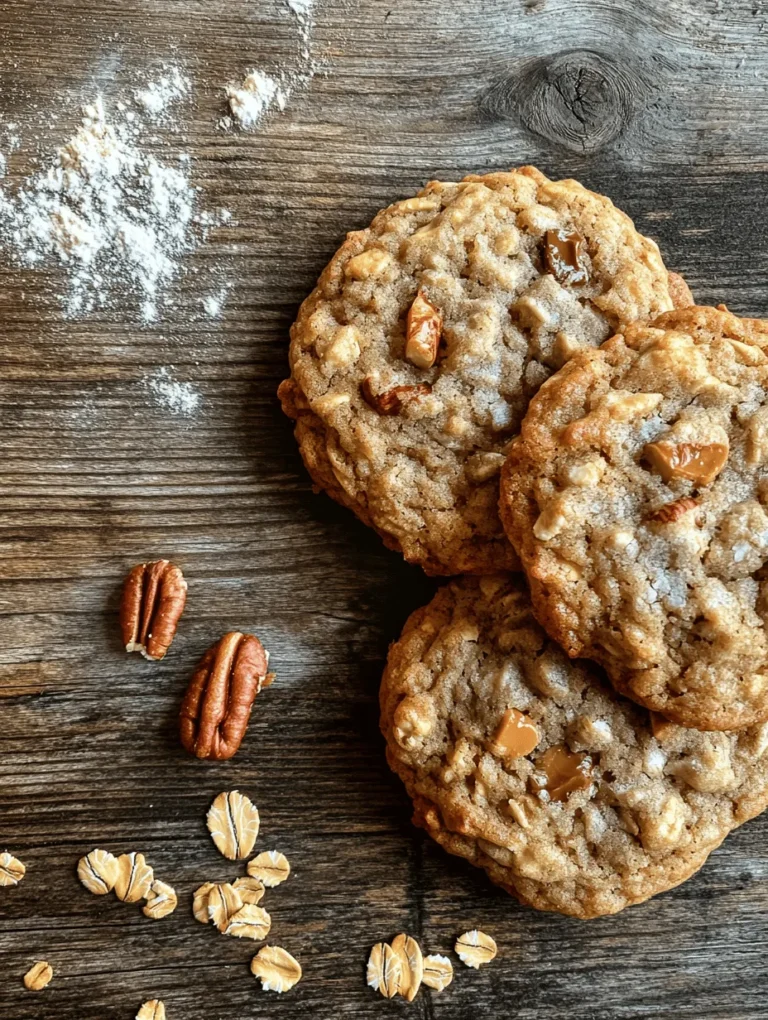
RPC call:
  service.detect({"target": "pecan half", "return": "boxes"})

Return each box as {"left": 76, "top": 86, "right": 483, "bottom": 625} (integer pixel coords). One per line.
{"left": 405, "top": 291, "right": 442, "bottom": 369}
{"left": 360, "top": 378, "right": 432, "bottom": 415}
{"left": 179, "top": 632, "right": 274, "bottom": 761}
{"left": 120, "top": 560, "right": 187, "bottom": 661}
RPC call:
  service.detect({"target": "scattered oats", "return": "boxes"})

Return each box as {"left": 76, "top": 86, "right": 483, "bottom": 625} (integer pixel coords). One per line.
{"left": 114, "top": 852, "right": 154, "bottom": 903}
{"left": 0, "top": 851, "right": 26, "bottom": 887}
{"left": 192, "top": 881, "right": 215, "bottom": 924}
{"left": 225, "top": 70, "right": 288, "bottom": 129}
{"left": 145, "top": 367, "right": 201, "bottom": 417}
{"left": 77, "top": 849, "right": 118, "bottom": 895}
{"left": 136, "top": 1000, "right": 166, "bottom": 1020}
{"left": 207, "top": 790, "right": 260, "bottom": 861}
{"left": 367, "top": 942, "right": 401, "bottom": 999}
{"left": 247, "top": 850, "right": 290, "bottom": 888}
{"left": 391, "top": 933, "right": 423, "bottom": 1002}
{"left": 455, "top": 930, "right": 497, "bottom": 969}
{"left": 422, "top": 954, "right": 453, "bottom": 992}
{"left": 23, "top": 962, "right": 53, "bottom": 991}
{"left": 250, "top": 945, "right": 302, "bottom": 993}
{"left": 142, "top": 879, "right": 178, "bottom": 920}
{"left": 233, "top": 875, "right": 266, "bottom": 905}
{"left": 225, "top": 903, "right": 272, "bottom": 941}
{"left": 207, "top": 882, "right": 243, "bottom": 933}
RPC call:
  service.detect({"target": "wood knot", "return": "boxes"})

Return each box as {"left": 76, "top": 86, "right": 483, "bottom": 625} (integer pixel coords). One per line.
{"left": 481, "top": 50, "right": 650, "bottom": 154}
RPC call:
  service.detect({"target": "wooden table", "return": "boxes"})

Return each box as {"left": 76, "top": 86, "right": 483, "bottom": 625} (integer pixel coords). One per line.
{"left": 3, "top": 1, "right": 768, "bottom": 1017}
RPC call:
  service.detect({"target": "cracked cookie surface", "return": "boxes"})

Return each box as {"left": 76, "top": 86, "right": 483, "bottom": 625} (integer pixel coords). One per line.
{"left": 280, "top": 166, "right": 679, "bottom": 575}
{"left": 380, "top": 574, "right": 768, "bottom": 918}
{"left": 501, "top": 305, "right": 768, "bottom": 730}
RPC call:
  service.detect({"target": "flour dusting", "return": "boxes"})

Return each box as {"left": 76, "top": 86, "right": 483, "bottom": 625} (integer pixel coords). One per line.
{"left": 225, "top": 70, "right": 289, "bottom": 130}
{"left": 145, "top": 367, "right": 201, "bottom": 416}
{"left": 203, "top": 286, "right": 228, "bottom": 318}
{"left": 135, "top": 66, "right": 190, "bottom": 118}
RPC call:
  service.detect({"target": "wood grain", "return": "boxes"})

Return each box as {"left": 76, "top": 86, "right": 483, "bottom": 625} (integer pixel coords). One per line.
{"left": 2, "top": 1, "right": 768, "bottom": 1017}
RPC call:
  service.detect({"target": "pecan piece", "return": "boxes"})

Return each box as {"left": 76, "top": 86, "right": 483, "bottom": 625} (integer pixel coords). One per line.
{"left": 360, "top": 378, "right": 432, "bottom": 415}
{"left": 649, "top": 497, "right": 699, "bottom": 523}
{"left": 405, "top": 291, "right": 442, "bottom": 369}
{"left": 179, "top": 632, "right": 274, "bottom": 761}
{"left": 120, "top": 560, "right": 187, "bottom": 661}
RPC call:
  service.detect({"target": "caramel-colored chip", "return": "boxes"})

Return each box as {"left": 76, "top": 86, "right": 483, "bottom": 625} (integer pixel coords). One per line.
{"left": 391, "top": 933, "right": 423, "bottom": 1002}
{"left": 536, "top": 745, "right": 593, "bottom": 802}
{"left": 0, "top": 851, "right": 26, "bottom": 887}
{"left": 250, "top": 945, "right": 302, "bottom": 993}
{"left": 422, "top": 953, "right": 453, "bottom": 992}
{"left": 77, "top": 849, "right": 118, "bottom": 896}
{"left": 114, "top": 853, "right": 154, "bottom": 903}
{"left": 455, "top": 930, "right": 497, "bottom": 969}
{"left": 225, "top": 903, "right": 271, "bottom": 940}
{"left": 405, "top": 291, "right": 442, "bottom": 369}
{"left": 233, "top": 875, "right": 266, "bottom": 905}
{"left": 192, "top": 882, "right": 215, "bottom": 924}
{"left": 490, "top": 708, "right": 539, "bottom": 757}
{"left": 142, "top": 879, "right": 178, "bottom": 920}
{"left": 207, "top": 790, "right": 260, "bottom": 861}
{"left": 644, "top": 440, "right": 729, "bottom": 486}
{"left": 23, "top": 961, "right": 53, "bottom": 991}
{"left": 544, "top": 228, "right": 588, "bottom": 285}
{"left": 207, "top": 882, "right": 243, "bottom": 933}
{"left": 136, "top": 1000, "right": 166, "bottom": 1020}
{"left": 367, "top": 942, "right": 401, "bottom": 998}
{"left": 247, "top": 850, "right": 290, "bottom": 888}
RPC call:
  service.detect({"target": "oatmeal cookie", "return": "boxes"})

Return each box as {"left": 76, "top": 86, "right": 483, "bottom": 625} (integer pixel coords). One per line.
{"left": 280, "top": 166, "right": 680, "bottom": 575}
{"left": 380, "top": 575, "right": 768, "bottom": 918}
{"left": 501, "top": 305, "right": 768, "bottom": 731}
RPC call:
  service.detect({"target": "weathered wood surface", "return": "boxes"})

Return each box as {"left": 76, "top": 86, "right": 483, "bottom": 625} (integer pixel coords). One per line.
{"left": 3, "top": 0, "right": 768, "bottom": 1017}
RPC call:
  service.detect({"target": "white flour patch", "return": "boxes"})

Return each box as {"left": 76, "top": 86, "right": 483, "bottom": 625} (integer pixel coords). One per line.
{"left": 134, "top": 65, "right": 190, "bottom": 119}
{"left": 202, "top": 286, "right": 228, "bottom": 318}
{"left": 286, "top": 0, "right": 314, "bottom": 13}
{"left": 145, "top": 366, "right": 201, "bottom": 416}
{"left": 225, "top": 69, "right": 289, "bottom": 130}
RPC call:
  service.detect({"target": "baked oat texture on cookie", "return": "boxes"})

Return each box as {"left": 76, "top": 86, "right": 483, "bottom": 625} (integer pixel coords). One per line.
{"left": 501, "top": 305, "right": 768, "bottom": 731}
{"left": 279, "top": 165, "right": 680, "bottom": 575}
{"left": 380, "top": 575, "right": 768, "bottom": 918}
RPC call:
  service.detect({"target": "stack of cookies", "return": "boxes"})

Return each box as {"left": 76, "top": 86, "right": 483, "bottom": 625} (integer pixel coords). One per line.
{"left": 279, "top": 166, "right": 768, "bottom": 918}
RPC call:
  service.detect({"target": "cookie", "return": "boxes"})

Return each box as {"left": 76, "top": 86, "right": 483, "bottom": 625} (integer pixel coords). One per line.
{"left": 380, "top": 574, "right": 768, "bottom": 918}
{"left": 501, "top": 305, "right": 768, "bottom": 731}
{"left": 279, "top": 166, "right": 681, "bottom": 576}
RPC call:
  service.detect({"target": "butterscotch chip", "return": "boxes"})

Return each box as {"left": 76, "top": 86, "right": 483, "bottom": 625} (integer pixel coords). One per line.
{"left": 23, "top": 961, "right": 53, "bottom": 991}
{"left": 247, "top": 850, "right": 290, "bottom": 888}
{"left": 455, "top": 930, "right": 497, "bottom": 969}
{"left": 280, "top": 166, "right": 678, "bottom": 577}
{"left": 391, "top": 933, "right": 423, "bottom": 1002}
{"left": 142, "top": 880, "right": 178, "bottom": 920}
{"left": 422, "top": 954, "right": 453, "bottom": 992}
{"left": 233, "top": 875, "right": 266, "bottom": 905}
{"left": 500, "top": 305, "right": 768, "bottom": 730}
{"left": 207, "top": 790, "right": 260, "bottom": 861}
{"left": 207, "top": 882, "right": 243, "bottom": 932}
{"left": 136, "top": 1000, "right": 166, "bottom": 1020}
{"left": 224, "top": 903, "right": 271, "bottom": 940}
{"left": 250, "top": 945, "right": 302, "bottom": 993}
{"left": 490, "top": 708, "right": 539, "bottom": 757}
{"left": 77, "top": 849, "right": 118, "bottom": 895}
{"left": 192, "top": 882, "right": 215, "bottom": 924}
{"left": 0, "top": 851, "right": 26, "bottom": 887}
{"left": 535, "top": 745, "right": 592, "bottom": 802}
{"left": 366, "top": 942, "right": 401, "bottom": 998}
{"left": 114, "top": 853, "right": 154, "bottom": 903}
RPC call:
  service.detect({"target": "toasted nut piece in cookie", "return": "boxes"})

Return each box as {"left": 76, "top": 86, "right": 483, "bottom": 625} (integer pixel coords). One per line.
{"left": 644, "top": 441, "right": 729, "bottom": 486}
{"left": 136, "top": 1000, "right": 165, "bottom": 1020}
{"left": 207, "top": 790, "right": 260, "bottom": 860}
{"left": 360, "top": 378, "right": 432, "bottom": 416}
{"left": 345, "top": 248, "right": 392, "bottom": 280}
{"left": 250, "top": 945, "right": 303, "bottom": 993}
{"left": 180, "top": 633, "right": 274, "bottom": 761}
{"left": 207, "top": 882, "right": 243, "bottom": 933}
{"left": 192, "top": 882, "right": 215, "bottom": 923}
{"left": 0, "top": 852, "right": 26, "bottom": 887}
{"left": 77, "top": 849, "right": 118, "bottom": 895}
{"left": 247, "top": 850, "right": 290, "bottom": 888}
{"left": 120, "top": 560, "right": 187, "bottom": 661}
{"left": 391, "top": 933, "right": 423, "bottom": 1002}
{"left": 650, "top": 712, "right": 678, "bottom": 741}
{"left": 23, "top": 962, "right": 53, "bottom": 991}
{"left": 490, "top": 708, "right": 539, "bottom": 758}
{"left": 114, "top": 853, "right": 154, "bottom": 903}
{"left": 405, "top": 291, "right": 442, "bottom": 369}
{"left": 233, "top": 876, "right": 266, "bottom": 905}
{"left": 649, "top": 497, "right": 699, "bottom": 524}
{"left": 455, "top": 930, "right": 497, "bottom": 968}
{"left": 142, "top": 880, "right": 177, "bottom": 920}
{"left": 367, "top": 942, "right": 402, "bottom": 998}
{"left": 535, "top": 746, "right": 593, "bottom": 802}
{"left": 422, "top": 954, "right": 453, "bottom": 992}
{"left": 224, "top": 903, "right": 271, "bottom": 940}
